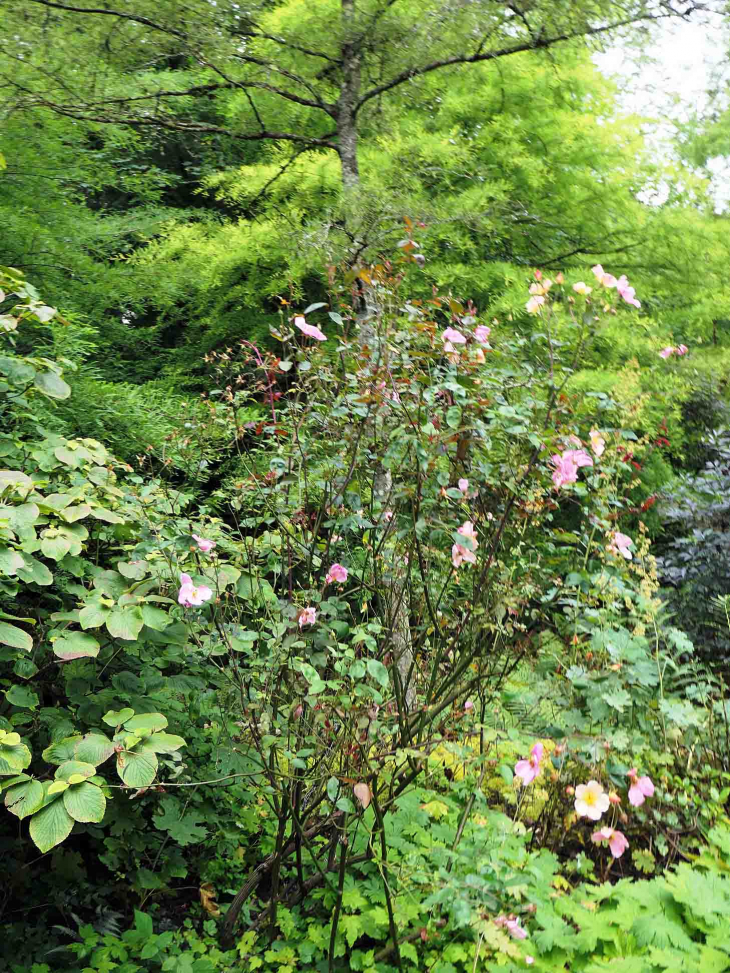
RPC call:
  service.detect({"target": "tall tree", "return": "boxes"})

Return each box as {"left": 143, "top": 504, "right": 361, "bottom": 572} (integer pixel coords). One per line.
{"left": 2, "top": 0, "right": 722, "bottom": 195}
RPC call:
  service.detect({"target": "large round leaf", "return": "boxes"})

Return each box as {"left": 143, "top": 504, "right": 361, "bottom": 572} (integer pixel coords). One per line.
{"left": 0, "top": 741, "right": 31, "bottom": 775}
{"left": 123, "top": 713, "right": 167, "bottom": 733}
{"left": 137, "top": 732, "right": 186, "bottom": 755}
{"left": 63, "top": 781, "right": 106, "bottom": 823}
{"left": 53, "top": 632, "right": 100, "bottom": 661}
{"left": 42, "top": 735, "right": 82, "bottom": 764}
{"left": 106, "top": 606, "right": 144, "bottom": 641}
{"left": 74, "top": 733, "right": 115, "bottom": 765}
{"left": 117, "top": 749, "right": 158, "bottom": 788}
{"left": 4, "top": 779, "right": 44, "bottom": 820}
{"left": 29, "top": 795, "right": 74, "bottom": 852}
{"left": 55, "top": 760, "right": 96, "bottom": 781}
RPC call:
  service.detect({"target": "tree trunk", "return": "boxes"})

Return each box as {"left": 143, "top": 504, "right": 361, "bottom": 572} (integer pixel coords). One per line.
{"left": 338, "top": 0, "right": 360, "bottom": 192}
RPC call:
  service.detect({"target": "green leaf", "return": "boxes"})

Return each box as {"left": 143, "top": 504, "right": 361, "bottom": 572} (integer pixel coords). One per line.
{"left": 63, "top": 781, "right": 106, "bottom": 823}
{"left": 53, "top": 632, "right": 100, "bottom": 660}
{"left": 0, "top": 741, "right": 31, "bottom": 774}
{"left": 42, "top": 735, "right": 82, "bottom": 764}
{"left": 137, "top": 732, "right": 186, "bottom": 754}
{"left": 0, "top": 547, "right": 25, "bottom": 576}
{"left": 40, "top": 531, "right": 72, "bottom": 561}
{"left": 5, "top": 684, "right": 39, "bottom": 708}
{"left": 4, "top": 778, "right": 44, "bottom": 819}
{"left": 366, "top": 659, "right": 390, "bottom": 688}
{"left": 106, "top": 606, "right": 144, "bottom": 641}
{"left": 89, "top": 506, "right": 125, "bottom": 524}
{"left": 0, "top": 620, "right": 33, "bottom": 651}
{"left": 103, "top": 708, "right": 135, "bottom": 727}
{"left": 54, "top": 446, "right": 80, "bottom": 467}
{"left": 74, "top": 733, "right": 115, "bottom": 765}
{"left": 117, "top": 749, "right": 158, "bottom": 787}
{"left": 17, "top": 555, "right": 53, "bottom": 586}
{"left": 29, "top": 792, "right": 74, "bottom": 851}
{"left": 55, "top": 760, "right": 96, "bottom": 781}
{"left": 34, "top": 370, "right": 71, "bottom": 400}
{"left": 124, "top": 713, "right": 167, "bottom": 732}
{"left": 79, "top": 603, "right": 110, "bottom": 629}
{"left": 140, "top": 605, "right": 170, "bottom": 631}
{"left": 59, "top": 503, "right": 92, "bottom": 523}
{"left": 48, "top": 780, "right": 69, "bottom": 795}
{"left": 117, "top": 559, "right": 148, "bottom": 580}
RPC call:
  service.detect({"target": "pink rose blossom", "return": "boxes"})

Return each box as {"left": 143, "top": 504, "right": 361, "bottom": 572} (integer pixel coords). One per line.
{"left": 325, "top": 563, "right": 348, "bottom": 585}
{"left": 551, "top": 453, "right": 578, "bottom": 489}
{"left": 452, "top": 520, "right": 478, "bottom": 568}
{"left": 464, "top": 699, "right": 474, "bottom": 712}
{"left": 458, "top": 478, "right": 469, "bottom": 493}
{"left": 627, "top": 768, "right": 654, "bottom": 807}
{"left": 178, "top": 572, "right": 213, "bottom": 607}
{"left": 607, "top": 531, "right": 633, "bottom": 560}
{"left": 563, "top": 448, "right": 594, "bottom": 469}
{"left": 514, "top": 742, "right": 544, "bottom": 785}
{"left": 442, "top": 327, "right": 467, "bottom": 345}
{"left": 592, "top": 826, "right": 629, "bottom": 858}
{"left": 474, "top": 325, "right": 491, "bottom": 344}
{"left": 494, "top": 915, "right": 528, "bottom": 940}
{"left": 526, "top": 295, "right": 545, "bottom": 314}
{"left": 676, "top": 344, "right": 688, "bottom": 355}
{"left": 659, "top": 346, "right": 674, "bottom": 359}
{"left": 573, "top": 281, "right": 591, "bottom": 295}
{"left": 384, "top": 510, "right": 394, "bottom": 521}
{"left": 591, "top": 264, "right": 618, "bottom": 288}
{"left": 616, "top": 275, "right": 641, "bottom": 308}
{"left": 299, "top": 606, "right": 317, "bottom": 627}
{"left": 192, "top": 534, "right": 216, "bottom": 554}
{"left": 295, "top": 317, "right": 327, "bottom": 341}
{"left": 526, "top": 958, "right": 535, "bottom": 966}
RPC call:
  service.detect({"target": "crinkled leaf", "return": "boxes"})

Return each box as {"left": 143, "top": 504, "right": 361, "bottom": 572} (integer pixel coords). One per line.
{"left": 29, "top": 793, "right": 74, "bottom": 852}
{"left": 117, "top": 749, "right": 158, "bottom": 787}
{"left": 42, "top": 735, "right": 82, "bottom": 764}
{"left": 55, "top": 760, "right": 96, "bottom": 781}
{"left": 4, "top": 778, "right": 44, "bottom": 819}
{"left": 0, "top": 742, "right": 31, "bottom": 774}
{"left": 74, "top": 733, "right": 115, "bottom": 766}
{"left": 63, "top": 781, "right": 106, "bottom": 823}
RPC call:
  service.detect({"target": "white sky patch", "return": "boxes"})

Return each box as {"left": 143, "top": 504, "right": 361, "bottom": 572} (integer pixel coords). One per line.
{"left": 594, "top": 11, "right": 730, "bottom": 208}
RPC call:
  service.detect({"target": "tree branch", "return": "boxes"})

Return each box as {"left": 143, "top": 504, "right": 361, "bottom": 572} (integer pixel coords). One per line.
{"left": 356, "top": 7, "right": 708, "bottom": 113}
{"left": 25, "top": 0, "right": 187, "bottom": 38}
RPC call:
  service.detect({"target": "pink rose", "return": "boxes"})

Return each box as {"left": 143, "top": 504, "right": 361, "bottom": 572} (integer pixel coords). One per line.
{"left": 295, "top": 317, "right": 327, "bottom": 341}
{"left": 627, "top": 768, "right": 654, "bottom": 807}
{"left": 514, "top": 742, "right": 543, "bottom": 785}
{"left": 178, "top": 572, "right": 213, "bottom": 607}
{"left": 592, "top": 826, "right": 629, "bottom": 858}
{"left": 299, "top": 606, "right": 317, "bottom": 627}
{"left": 192, "top": 534, "right": 216, "bottom": 554}
{"left": 325, "top": 563, "right": 348, "bottom": 585}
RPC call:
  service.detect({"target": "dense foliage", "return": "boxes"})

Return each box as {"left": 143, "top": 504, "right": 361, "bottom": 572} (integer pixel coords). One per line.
{"left": 3, "top": 1, "right": 730, "bottom": 971}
